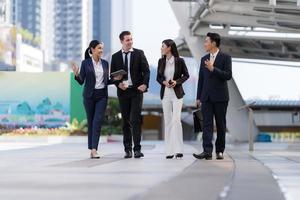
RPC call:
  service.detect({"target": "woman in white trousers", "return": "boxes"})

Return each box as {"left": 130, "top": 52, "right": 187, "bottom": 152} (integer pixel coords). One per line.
{"left": 156, "top": 39, "right": 190, "bottom": 159}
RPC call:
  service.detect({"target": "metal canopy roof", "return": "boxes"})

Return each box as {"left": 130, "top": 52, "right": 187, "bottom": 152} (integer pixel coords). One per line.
{"left": 173, "top": 0, "right": 300, "bottom": 62}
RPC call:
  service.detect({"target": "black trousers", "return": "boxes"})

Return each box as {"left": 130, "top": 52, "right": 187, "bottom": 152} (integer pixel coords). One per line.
{"left": 83, "top": 89, "right": 107, "bottom": 150}
{"left": 201, "top": 100, "right": 228, "bottom": 154}
{"left": 118, "top": 88, "right": 143, "bottom": 152}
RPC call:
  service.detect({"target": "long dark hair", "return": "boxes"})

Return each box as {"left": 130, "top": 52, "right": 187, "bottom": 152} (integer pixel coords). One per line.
{"left": 162, "top": 39, "right": 179, "bottom": 58}
{"left": 84, "top": 40, "right": 101, "bottom": 59}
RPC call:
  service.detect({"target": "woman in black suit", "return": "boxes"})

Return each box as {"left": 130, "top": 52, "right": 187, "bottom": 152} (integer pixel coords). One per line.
{"left": 156, "top": 39, "right": 189, "bottom": 159}
{"left": 71, "top": 40, "right": 122, "bottom": 159}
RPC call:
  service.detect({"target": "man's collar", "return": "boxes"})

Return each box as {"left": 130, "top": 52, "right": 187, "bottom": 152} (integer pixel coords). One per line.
{"left": 210, "top": 49, "right": 219, "bottom": 57}
{"left": 122, "top": 48, "right": 134, "bottom": 53}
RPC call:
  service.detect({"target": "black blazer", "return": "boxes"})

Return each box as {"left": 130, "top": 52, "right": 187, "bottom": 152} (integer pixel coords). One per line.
{"left": 75, "top": 58, "right": 113, "bottom": 98}
{"left": 196, "top": 51, "right": 232, "bottom": 102}
{"left": 110, "top": 48, "right": 150, "bottom": 96}
{"left": 156, "top": 57, "right": 189, "bottom": 100}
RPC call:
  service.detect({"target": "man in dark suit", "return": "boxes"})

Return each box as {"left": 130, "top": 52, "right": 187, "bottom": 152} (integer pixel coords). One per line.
{"left": 110, "top": 31, "right": 150, "bottom": 158}
{"left": 193, "top": 32, "right": 232, "bottom": 160}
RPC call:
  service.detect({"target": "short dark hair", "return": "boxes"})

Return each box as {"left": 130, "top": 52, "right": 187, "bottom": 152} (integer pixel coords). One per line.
{"left": 119, "top": 31, "right": 131, "bottom": 41}
{"left": 207, "top": 32, "right": 221, "bottom": 47}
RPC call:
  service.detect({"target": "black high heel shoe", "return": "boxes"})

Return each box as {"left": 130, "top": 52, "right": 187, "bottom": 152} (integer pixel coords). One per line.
{"left": 166, "top": 155, "right": 174, "bottom": 159}
{"left": 175, "top": 153, "right": 183, "bottom": 159}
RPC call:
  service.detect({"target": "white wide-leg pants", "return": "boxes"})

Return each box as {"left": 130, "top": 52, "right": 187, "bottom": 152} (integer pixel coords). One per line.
{"left": 162, "top": 89, "right": 184, "bottom": 155}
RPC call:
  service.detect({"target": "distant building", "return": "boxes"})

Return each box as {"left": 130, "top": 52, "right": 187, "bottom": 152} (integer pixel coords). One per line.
{"left": 0, "top": 24, "right": 17, "bottom": 71}
{"left": 11, "top": 0, "right": 41, "bottom": 37}
{"left": 4, "top": 0, "right": 127, "bottom": 71}
{"left": 53, "top": 0, "right": 113, "bottom": 63}
{"left": 92, "top": 0, "right": 112, "bottom": 58}
{"left": 0, "top": 0, "right": 11, "bottom": 24}
{"left": 16, "top": 34, "right": 44, "bottom": 72}
{"left": 53, "top": 0, "right": 85, "bottom": 63}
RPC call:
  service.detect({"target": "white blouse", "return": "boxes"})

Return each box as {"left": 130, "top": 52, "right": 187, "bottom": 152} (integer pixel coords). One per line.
{"left": 164, "top": 56, "right": 175, "bottom": 81}
{"left": 163, "top": 56, "right": 176, "bottom": 98}
{"left": 92, "top": 58, "right": 105, "bottom": 89}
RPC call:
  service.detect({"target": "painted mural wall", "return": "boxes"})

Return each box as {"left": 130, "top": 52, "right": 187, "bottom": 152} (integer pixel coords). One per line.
{"left": 0, "top": 72, "right": 71, "bottom": 128}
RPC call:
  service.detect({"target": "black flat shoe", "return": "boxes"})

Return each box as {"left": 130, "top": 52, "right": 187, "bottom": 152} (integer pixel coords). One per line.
{"left": 193, "top": 152, "right": 212, "bottom": 160}
{"left": 124, "top": 151, "right": 132, "bottom": 159}
{"left": 175, "top": 153, "right": 183, "bottom": 159}
{"left": 134, "top": 151, "right": 144, "bottom": 158}
{"left": 166, "top": 155, "right": 174, "bottom": 159}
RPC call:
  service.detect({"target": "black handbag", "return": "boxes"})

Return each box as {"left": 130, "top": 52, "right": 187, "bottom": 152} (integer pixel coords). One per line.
{"left": 193, "top": 109, "right": 203, "bottom": 133}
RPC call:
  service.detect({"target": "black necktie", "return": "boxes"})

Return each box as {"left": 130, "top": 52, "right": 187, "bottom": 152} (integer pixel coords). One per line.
{"left": 124, "top": 52, "right": 129, "bottom": 80}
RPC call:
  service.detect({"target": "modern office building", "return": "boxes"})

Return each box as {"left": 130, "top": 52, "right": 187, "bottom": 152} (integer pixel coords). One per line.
{"left": 53, "top": 0, "right": 115, "bottom": 64}
{"left": 92, "top": 0, "right": 112, "bottom": 58}
{"left": 10, "top": 0, "right": 42, "bottom": 37}
{"left": 3, "top": 0, "right": 131, "bottom": 70}
{"left": 53, "top": 0, "right": 87, "bottom": 63}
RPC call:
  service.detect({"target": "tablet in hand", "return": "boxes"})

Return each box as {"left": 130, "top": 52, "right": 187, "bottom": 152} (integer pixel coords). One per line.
{"left": 111, "top": 69, "right": 127, "bottom": 77}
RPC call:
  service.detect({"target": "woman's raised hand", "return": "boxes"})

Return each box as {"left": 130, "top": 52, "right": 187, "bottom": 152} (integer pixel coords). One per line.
{"left": 71, "top": 62, "right": 79, "bottom": 76}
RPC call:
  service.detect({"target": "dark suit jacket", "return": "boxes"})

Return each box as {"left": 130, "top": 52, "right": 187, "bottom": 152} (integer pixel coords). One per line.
{"left": 156, "top": 57, "right": 189, "bottom": 100}
{"left": 110, "top": 48, "right": 150, "bottom": 96}
{"left": 196, "top": 51, "right": 232, "bottom": 102}
{"left": 75, "top": 58, "right": 113, "bottom": 98}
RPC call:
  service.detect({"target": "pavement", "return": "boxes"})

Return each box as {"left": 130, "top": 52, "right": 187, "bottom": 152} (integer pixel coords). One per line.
{"left": 0, "top": 136, "right": 299, "bottom": 200}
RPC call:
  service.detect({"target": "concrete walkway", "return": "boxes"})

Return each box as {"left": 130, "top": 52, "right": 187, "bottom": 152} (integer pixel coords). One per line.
{"left": 0, "top": 137, "right": 296, "bottom": 200}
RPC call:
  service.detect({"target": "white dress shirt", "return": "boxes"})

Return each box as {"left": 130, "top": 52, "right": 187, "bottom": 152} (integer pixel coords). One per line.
{"left": 122, "top": 48, "right": 134, "bottom": 86}
{"left": 210, "top": 49, "right": 219, "bottom": 64}
{"left": 92, "top": 58, "right": 105, "bottom": 89}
